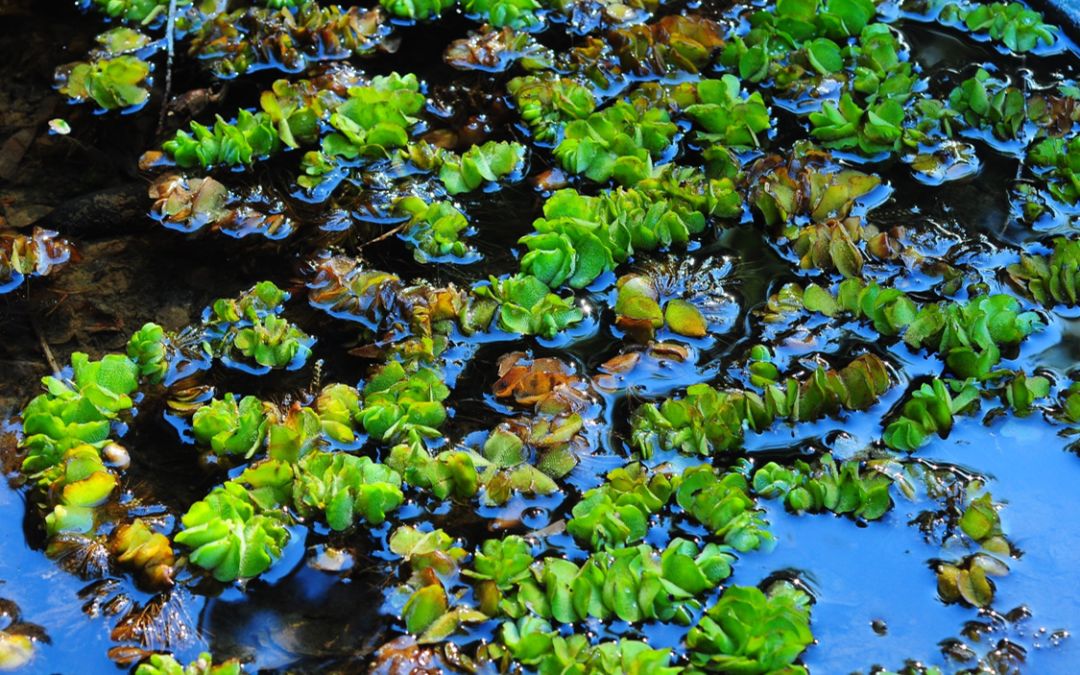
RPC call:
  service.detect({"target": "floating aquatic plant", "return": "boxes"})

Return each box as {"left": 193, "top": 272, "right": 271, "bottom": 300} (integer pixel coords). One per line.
{"left": 519, "top": 188, "right": 712, "bottom": 291}
{"left": 677, "top": 464, "right": 774, "bottom": 551}
{"left": 507, "top": 74, "right": 595, "bottom": 143}
{"left": 317, "top": 73, "right": 425, "bottom": 162}
{"left": 785, "top": 217, "right": 903, "bottom": 278}
{"left": 747, "top": 147, "right": 882, "bottom": 225}
{"left": 173, "top": 482, "right": 291, "bottom": 582}
{"left": 202, "top": 281, "right": 314, "bottom": 372}
{"left": 314, "top": 383, "right": 363, "bottom": 445}
{"left": 20, "top": 0, "right": 1080, "bottom": 668}
{"left": 473, "top": 274, "right": 583, "bottom": 338}
{"left": 189, "top": 4, "right": 395, "bottom": 77}
{"left": 55, "top": 27, "right": 152, "bottom": 111}
{"left": 492, "top": 351, "right": 592, "bottom": 414}
{"left": 379, "top": 0, "right": 456, "bottom": 20}
{"left": 809, "top": 93, "right": 906, "bottom": 156}
{"left": 162, "top": 111, "right": 280, "bottom": 169}
{"left": 1000, "top": 370, "right": 1050, "bottom": 416}
{"left": 949, "top": 69, "right": 1027, "bottom": 141}
{"left": 148, "top": 174, "right": 294, "bottom": 239}
{"left": 1029, "top": 134, "right": 1080, "bottom": 205}
{"left": 462, "top": 0, "right": 543, "bottom": 30}
{"left": 444, "top": 26, "right": 553, "bottom": 71}
{"left": 394, "top": 196, "right": 474, "bottom": 263}
{"left": 686, "top": 581, "right": 814, "bottom": 673}
{"left": 553, "top": 100, "right": 676, "bottom": 185}
{"left": 0, "top": 228, "right": 74, "bottom": 295}
{"left": 475, "top": 422, "right": 575, "bottom": 504}
{"left": 936, "top": 492, "right": 1013, "bottom": 608}
{"left": 719, "top": 0, "right": 876, "bottom": 83}
{"left": 126, "top": 323, "right": 170, "bottom": 385}
{"left": 21, "top": 353, "right": 140, "bottom": 472}
{"left": 1007, "top": 237, "right": 1080, "bottom": 306}
{"left": 753, "top": 453, "right": 893, "bottom": 519}
{"left": 684, "top": 76, "right": 772, "bottom": 148}
{"left": 192, "top": 394, "right": 268, "bottom": 458}
{"left": 293, "top": 451, "right": 404, "bottom": 529}
{"left": 940, "top": 0, "right": 1057, "bottom": 53}
{"left": 488, "top": 626, "right": 677, "bottom": 674}
{"left": 111, "top": 519, "right": 175, "bottom": 588}
{"left": 631, "top": 353, "right": 891, "bottom": 456}
{"left": 883, "top": 379, "right": 980, "bottom": 452}
{"left": 566, "top": 463, "right": 675, "bottom": 549}
{"left": 360, "top": 361, "right": 449, "bottom": 445}
{"left": 84, "top": 0, "right": 189, "bottom": 23}
{"left": 388, "top": 442, "right": 481, "bottom": 500}
{"left": 134, "top": 651, "right": 242, "bottom": 675}
{"left": 439, "top": 140, "right": 526, "bottom": 194}
{"left": 606, "top": 14, "right": 724, "bottom": 77}
{"left": 490, "top": 539, "right": 734, "bottom": 624}
{"left": 776, "top": 279, "right": 1042, "bottom": 379}
{"left": 614, "top": 273, "right": 709, "bottom": 340}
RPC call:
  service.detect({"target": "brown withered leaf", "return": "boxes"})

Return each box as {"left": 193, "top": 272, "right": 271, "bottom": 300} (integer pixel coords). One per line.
{"left": 493, "top": 352, "right": 591, "bottom": 413}
{"left": 593, "top": 342, "right": 690, "bottom": 391}
{"left": 370, "top": 636, "right": 448, "bottom": 675}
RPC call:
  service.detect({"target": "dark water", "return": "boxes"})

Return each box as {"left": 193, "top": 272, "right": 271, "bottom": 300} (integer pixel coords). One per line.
{"left": 4, "top": 0, "right": 1080, "bottom": 673}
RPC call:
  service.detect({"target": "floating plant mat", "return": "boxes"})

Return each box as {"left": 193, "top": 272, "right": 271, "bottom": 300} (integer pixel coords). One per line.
{"left": 4, "top": 0, "right": 1080, "bottom": 672}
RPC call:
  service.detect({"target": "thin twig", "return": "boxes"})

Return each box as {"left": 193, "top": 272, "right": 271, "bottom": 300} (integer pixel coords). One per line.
{"left": 157, "top": 0, "right": 178, "bottom": 135}
{"left": 356, "top": 222, "right": 408, "bottom": 249}
{"left": 30, "top": 315, "right": 61, "bottom": 376}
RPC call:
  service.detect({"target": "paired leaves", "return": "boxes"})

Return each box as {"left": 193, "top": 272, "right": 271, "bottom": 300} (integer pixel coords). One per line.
{"left": 1007, "top": 237, "right": 1080, "bottom": 306}
{"left": 614, "top": 274, "right": 709, "bottom": 340}
{"left": 753, "top": 454, "right": 892, "bottom": 520}
{"left": 685, "top": 76, "right": 772, "bottom": 149}
{"left": 686, "top": 582, "right": 814, "bottom": 674}
{"left": 294, "top": 451, "right": 404, "bottom": 529}
{"left": 631, "top": 354, "right": 890, "bottom": 456}
{"left": 554, "top": 101, "right": 676, "bottom": 185}
{"left": 173, "top": 482, "right": 291, "bottom": 582}
{"left": 883, "top": 380, "right": 980, "bottom": 452}
{"left": 508, "top": 75, "right": 596, "bottom": 143}
{"left": 439, "top": 141, "right": 526, "bottom": 195}
{"left": 474, "top": 274, "right": 583, "bottom": 339}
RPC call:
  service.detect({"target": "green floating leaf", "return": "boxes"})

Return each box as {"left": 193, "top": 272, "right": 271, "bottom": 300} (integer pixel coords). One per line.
{"left": 440, "top": 141, "right": 525, "bottom": 195}
{"left": 473, "top": 274, "right": 583, "bottom": 339}
{"left": 294, "top": 451, "right": 404, "bottom": 529}
{"left": 193, "top": 394, "right": 269, "bottom": 458}
{"left": 678, "top": 465, "right": 775, "bottom": 550}
{"left": 553, "top": 101, "right": 676, "bottom": 185}
{"left": 631, "top": 354, "right": 890, "bottom": 456}
{"left": 379, "top": 0, "right": 456, "bottom": 20}
{"left": 394, "top": 195, "right": 473, "bottom": 264}
{"left": 883, "top": 380, "right": 979, "bottom": 452}
{"left": 173, "top": 482, "right": 291, "bottom": 582}
{"left": 957, "top": 1, "right": 1057, "bottom": 53}
{"left": 403, "top": 584, "right": 449, "bottom": 634}
{"left": 57, "top": 55, "right": 151, "bottom": 111}
{"left": 566, "top": 463, "right": 675, "bottom": 550}
{"left": 1007, "top": 237, "right": 1080, "bottom": 306}
{"left": 134, "top": 651, "right": 242, "bottom": 675}
{"left": 489, "top": 539, "right": 732, "bottom": 625}
{"left": 360, "top": 361, "right": 450, "bottom": 445}
{"left": 687, "top": 582, "right": 813, "bottom": 672}
{"left": 461, "top": 0, "right": 543, "bottom": 30}
{"left": 948, "top": 69, "right": 1027, "bottom": 140}
{"left": 508, "top": 74, "right": 596, "bottom": 143}
{"left": 684, "top": 75, "right": 772, "bottom": 149}
{"left": 754, "top": 454, "right": 893, "bottom": 520}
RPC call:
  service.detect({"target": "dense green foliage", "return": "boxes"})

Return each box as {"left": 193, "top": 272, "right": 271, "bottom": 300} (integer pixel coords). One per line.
{"left": 17, "top": 0, "right": 1080, "bottom": 671}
